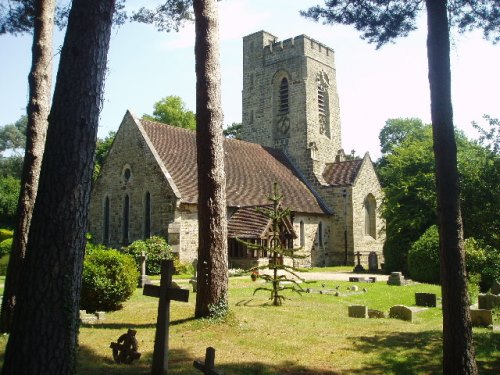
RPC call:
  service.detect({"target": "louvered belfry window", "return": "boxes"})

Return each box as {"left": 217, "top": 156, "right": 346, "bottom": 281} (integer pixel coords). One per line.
{"left": 279, "top": 77, "right": 289, "bottom": 115}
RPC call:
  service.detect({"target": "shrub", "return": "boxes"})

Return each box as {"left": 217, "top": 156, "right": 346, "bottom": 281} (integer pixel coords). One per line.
{"left": 0, "top": 238, "right": 12, "bottom": 258}
{"left": 464, "top": 238, "right": 500, "bottom": 292}
{"left": 408, "top": 225, "right": 440, "bottom": 284}
{"left": 173, "top": 257, "right": 194, "bottom": 276}
{"left": 481, "top": 246, "right": 500, "bottom": 292}
{"left": 81, "top": 246, "right": 138, "bottom": 312}
{"left": 0, "top": 228, "right": 13, "bottom": 242}
{"left": 123, "top": 236, "right": 172, "bottom": 275}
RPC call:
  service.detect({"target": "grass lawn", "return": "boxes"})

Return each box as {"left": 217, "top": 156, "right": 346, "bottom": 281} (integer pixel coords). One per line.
{"left": 0, "top": 277, "right": 498, "bottom": 374}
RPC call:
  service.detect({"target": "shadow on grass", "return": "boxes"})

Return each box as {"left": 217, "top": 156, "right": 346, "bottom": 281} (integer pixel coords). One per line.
{"left": 81, "top": 316, "right": 197, "bottom": 330}
{"left": 345, "top": 330, "right": 499, "bottom": 375}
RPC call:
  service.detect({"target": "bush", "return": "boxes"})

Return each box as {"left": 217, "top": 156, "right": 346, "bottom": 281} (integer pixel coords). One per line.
{"left": 123, "top": 236, "right": 172, "bottom": 275}
{"left": 408, "top": 225, "right": 440, "bottom": 284}
{"left": 481, "top": 246, "right": 500, "bottom": 292}
{"left": 0, "top": 238, "right": 12, "bottom": 258}
{"left": 464, "top": 238, "right": 500, "bottom": 292}
{"left": 173, "top": 257, "right": 194, "bottom": 276}
{"left": 0, "top": 228, "right": 13, "bottom": 242}
{"left": 81, "top": 246, "right": 138, "bottom": 312}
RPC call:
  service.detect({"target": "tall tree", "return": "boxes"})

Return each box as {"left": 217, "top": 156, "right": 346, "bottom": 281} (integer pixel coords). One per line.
{"left": 1, "top": 0, "right": 115, "bottom": 373}
{"left": 193, "top": 0, "right": 228, "bottom": 318}
{"left": 143, "top": 95, "right": 196, "bottom": 130}
{"left": 0, "top": 0, "right": 56, "bottom": 333}
{"left": 302, "top": 1, "right": 498, "bottom": 373}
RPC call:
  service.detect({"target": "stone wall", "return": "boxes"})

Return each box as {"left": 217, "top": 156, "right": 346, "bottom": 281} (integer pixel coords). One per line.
{"left": 89, "top": 112, "right": 176, "bottom": 249}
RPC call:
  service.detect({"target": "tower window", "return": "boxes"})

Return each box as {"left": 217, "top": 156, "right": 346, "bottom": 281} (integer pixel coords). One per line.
{"left": 279, "top": 78, "right": 289, "bottom": 115}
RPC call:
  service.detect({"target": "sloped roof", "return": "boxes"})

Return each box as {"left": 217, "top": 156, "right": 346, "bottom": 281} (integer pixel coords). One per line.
{"left": 139, "top": 119, "right": 327, "bottom": 214}
{"left": 322, "top": 159, "right": 363, "bottom": 186}
{"left": 227, "top": 206, "right": 270, "bottom": 238}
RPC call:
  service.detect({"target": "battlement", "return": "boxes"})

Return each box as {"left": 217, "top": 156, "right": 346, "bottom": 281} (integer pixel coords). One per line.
{"left": 264, "top": 34, "right": 333, "bottom": 57}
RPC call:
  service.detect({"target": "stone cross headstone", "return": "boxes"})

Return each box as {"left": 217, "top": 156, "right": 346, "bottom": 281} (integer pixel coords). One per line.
{"left": 138, "top": 251, "right": 151, "bottom": 288}
{"left": 353, "top": 251, "right": 365, "bottom": 273}
{"left": 193, "top": 347, "right": 223, "bottom": 375}
{"left": 143, "top": 259, "right": 189, "bottom": 375}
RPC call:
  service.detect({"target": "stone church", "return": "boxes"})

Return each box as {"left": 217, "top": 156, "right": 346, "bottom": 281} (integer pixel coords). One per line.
{"left": 89, "top": 31, "right": 385, "bottom": 269}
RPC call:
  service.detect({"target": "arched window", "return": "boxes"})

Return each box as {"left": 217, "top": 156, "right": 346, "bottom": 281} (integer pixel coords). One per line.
{"left": 365, "top": 194, "right": 376, "bottom": 238}
{"left": 300, "top": 220, "right": 305, "bottom": 247}
{"left": 279, "top": 77, "right": 289, "bottom": 115}
{"left": 318, "top": 221, "right": 324, "bottom": 247}
{"left": 123, "top": 194, "right": 130, "bottom": 245}
{"left": 103, "top": 196, "right": 110, "bottom": 245}
{"left": 144, "top": 192, "right": 151, "bottom": 239}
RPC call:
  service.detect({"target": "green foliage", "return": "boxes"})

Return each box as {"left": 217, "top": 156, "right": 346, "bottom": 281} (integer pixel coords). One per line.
{"left": 223, "top": 122, "right": 242, "bottom": 139}
{"left": 0, "top": 228, "right": 13, "bottom": 242}
{"left": 130, "top": 1, "right": 193, "bottom": 32}
{"left": 0, "top": 175, "right": 20, "bottom": 226}
{"left": 173, "top": 257, "right": 194, "bottom": 276}
{"left": 0, "top": 115, "right": 27, "bottom": 153}
{"left": 408, "top": 225, "right": 440, "bottom": 284}
{"left": 472, "top": 114, "right": 499, "bottom": 154}
{"left": 123, "top": 236, "right": 172, "bottom": 275}
{"left": 0, "top": 238, "right": 12, "bottom": 258}
{"left": 93, "top": 131, "right": 115, "bottom": 180}
{"left": 378, "top": 118, "right": 500, "bottom": 272}
{"left": 81, "top": 246, "right": 138, "bottom": 312}
{"left": 142, "top": 95, "right": 195, "bottom": 130}
{"left": 0, "top": 155, "right": 23, "bottom": 179}
{"left": 241, "top": 183, "right": 306, "bottom": 306}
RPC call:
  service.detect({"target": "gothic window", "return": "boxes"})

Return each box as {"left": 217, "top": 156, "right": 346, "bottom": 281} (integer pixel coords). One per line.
{"left": 279, "top": 77, "right": 289, "bottom": 115}
{"left": 144, "top": 192, "right": 151, "bottom": 239}
{"left": 300, "top": 220, "right": 305, "bottom": 247}
{"left": 318, "top": 221, "right": 324, "bottom": 247}
{"left": 365, "top": 194, "right": 376, "bottom": 238}
{"left": 317, "top": 71, "right": 330, "bottom": 137}
{"left": 123, "top": 194, "right": 130, "bottom": 245}
{"left": 122, "top": 165, "right": 132, "bottom": 183}
{"left": 103, "top": 196, "right": 110, "bottom": 245}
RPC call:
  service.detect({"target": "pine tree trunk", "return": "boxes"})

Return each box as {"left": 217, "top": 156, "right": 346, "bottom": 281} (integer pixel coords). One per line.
{"left": 1, "top": 0, "right": 115, "bottom": 373}
{"left": 193, "top": 0, "right": 228, "bottom": 318}
{"left": 425, "top": 1, "right": 478, "bottom": 373}
{"left": 0, "top": 0, "right": 55, "bottom": 334}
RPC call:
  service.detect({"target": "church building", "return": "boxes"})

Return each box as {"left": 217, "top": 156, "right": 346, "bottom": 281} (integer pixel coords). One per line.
{"left": 89, "top": 31, "right": 385, "bottom": 269}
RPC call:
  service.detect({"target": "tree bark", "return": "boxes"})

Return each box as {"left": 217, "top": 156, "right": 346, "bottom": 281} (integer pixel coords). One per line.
{"left": 1, "top": 0, "right": 115, "bottom": 373}
{"left": 0, "top": 0, "right": 55, "bottom": 334}
{"left": 425, "top": 1, "right": 478, "bottom": 374}
{"left": 193, "top": 0, "right": 228, "bottom": 318}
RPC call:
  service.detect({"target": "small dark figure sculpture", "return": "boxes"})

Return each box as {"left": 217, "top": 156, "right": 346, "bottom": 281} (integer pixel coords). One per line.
{"left": 110, "top": 329, "right": 141, "bottom": 364}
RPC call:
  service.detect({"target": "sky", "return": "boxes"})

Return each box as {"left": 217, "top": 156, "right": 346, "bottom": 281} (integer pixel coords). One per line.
{"left": 1, "top": 0, "right": 499, "bottom": 160}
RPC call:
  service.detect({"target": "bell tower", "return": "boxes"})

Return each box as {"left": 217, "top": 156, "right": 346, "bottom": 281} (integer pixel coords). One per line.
{"left": 241, "top": 31, "right": 342, "bottom": 182}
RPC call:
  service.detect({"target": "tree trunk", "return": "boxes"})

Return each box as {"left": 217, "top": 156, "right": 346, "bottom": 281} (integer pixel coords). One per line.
{"left": 1, "top": 0, "right": 115, "bottom": 373}
{"left": 0, "top": 0, "right": 55, "bottom": 334}
{"left": 193, "top": 0, "right": 228, "bottom": 318}
{"left": 425, "top": 1, "right": 478, "bottom": 374}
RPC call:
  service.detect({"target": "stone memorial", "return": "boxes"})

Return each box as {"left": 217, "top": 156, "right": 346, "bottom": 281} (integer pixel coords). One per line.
{"left": 193, "top": 347, "right": 223, "bottom": 375}
{"left": 478, "top": 293, "right": 500, "bottom": 310}
{"left": 348, "top": 305, "right": 368, "bottom": 318}
{"left": 110, "top": 329, "right": 141, "bottom": 364}
{"left": 143, "top": 259, "right": 189, "bottom": 375}
{"left": 353, "top": 251, "right": 365, "bottom": 273}
{"left": 138, "top": 251, "right": 151, "bottom": 288}
{"left": 387, "top": 272, "right": 406, "bottom": 286}
{"left": 415, "top": 292, "right": 437, "bottom": 307}
{"left": 389, "top": 305, "right": 413, "bottom": 322}
{"left": 470, "top": 308, "right": 493, "bottom": 327}
{"left": 368, "top": 251, "right": 378, "bottom": 272}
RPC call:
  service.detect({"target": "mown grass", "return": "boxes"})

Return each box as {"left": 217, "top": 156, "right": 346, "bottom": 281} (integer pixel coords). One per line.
{"left": 0, "top": 277, "right": 498, "bottom": 374}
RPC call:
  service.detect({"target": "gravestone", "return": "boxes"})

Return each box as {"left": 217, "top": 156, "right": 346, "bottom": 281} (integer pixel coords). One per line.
{"left": 389, "top": 305, "right": 413, "bottom": 322}
{"left": 138, "top": 251, "right": 151, "bottom": 288}
{"left": 353, "top": 251, "right": 365, "bottom": 273}
{"left": 143, "top": 259, "right": 189, "bottom": 375}
{"left": 490, "top": 280, "right": 500, "bottom": 295}
{"left": 470, "top": 309, "right": 493, "bottom": 327}
{"left": 387, "top": 272, "right": 405, "bottom": 286}
{"left": 368, "top": 251, "right": 378, "bottom": 272}
{"left": 415, "top": 292, "right": 437, "bottom": 307}
{"left": 193, "top": 347, "right": 223, "bottom": 375}
{"left": 478, "top": 293, "right": 500, "bottom": 310}
{"left": 368, "top": 309, "right": 385, "bottom": 319}
{"left": 348, "top": 305, "right": 368, "bottom": 318}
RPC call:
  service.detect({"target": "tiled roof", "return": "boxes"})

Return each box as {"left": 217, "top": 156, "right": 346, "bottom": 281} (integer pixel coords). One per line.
{"left": 140, "top": 119, "right": 327, "bottom": 214}
{"left": 227, "top": 206, "right": 270, "bottom": 239}
{"left": 322, "top": 159, "right": 363, "bottom": 186}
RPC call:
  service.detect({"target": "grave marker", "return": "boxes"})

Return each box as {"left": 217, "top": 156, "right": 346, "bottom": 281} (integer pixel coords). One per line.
{"left": 193, "top": 347, "right": 223, "bottom": 375}
{"left": 353, "top": 251, "right": 365, "bottom": 273}
{"left": 348, "top": 305, "right": 368, "bottom": 318}
{"left": 143, "top": 259, "right": 189, "bottom": 375}
{"left": 389, "top": 305, "right": 413, "bottom": 322}
{"left": 415, "top": 292, "right": 437, "bottom": 307}
{"left": 470, "top": 309, "right": 493, "bottom": 327}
